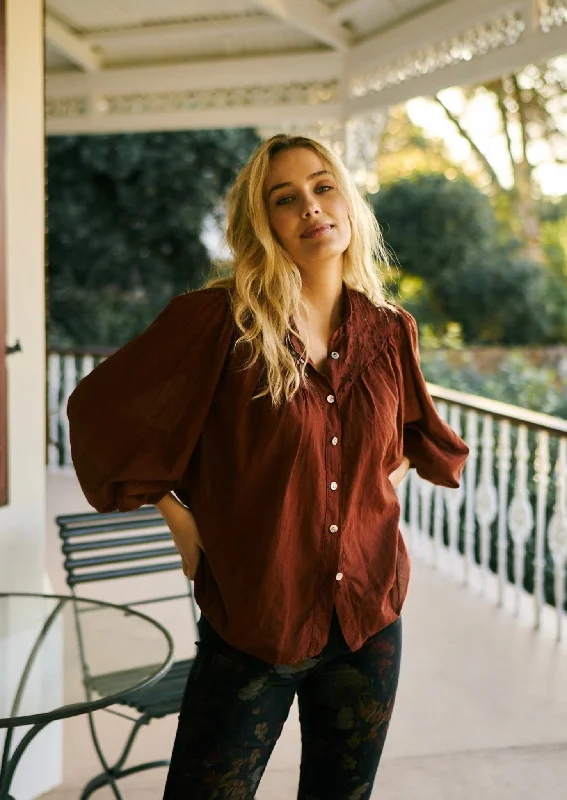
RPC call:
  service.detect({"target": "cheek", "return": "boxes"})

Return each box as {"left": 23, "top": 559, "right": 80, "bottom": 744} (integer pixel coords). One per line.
{"left": 337, "top": 205, "right": 352, "bottom": 244}
{"left": 268, "top": 214, "right": 285, "bottom": 243}
{"left": 328, "top": 197, "right": 350, "bottom": 229}
{"left": 270, "top": 213, "right": 297, "bottom": 249}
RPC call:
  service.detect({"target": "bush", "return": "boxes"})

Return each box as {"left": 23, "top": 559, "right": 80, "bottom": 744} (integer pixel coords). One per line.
{"left": 372, "top": 173, "right": 552, "bottom": 344}
{"left": 420, "top": 348, "right": 567, "bottom": 420}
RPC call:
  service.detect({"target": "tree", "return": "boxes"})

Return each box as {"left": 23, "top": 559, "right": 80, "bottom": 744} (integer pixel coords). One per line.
{"left": 378, "top": 107, "right": 484, "bottom": 187}
{"left": 430, "top": 59, "right": 567, "bottom": 260}
{"left": 47, "top": 128, "right": 260, "bottom": 348}
{"left": 372, "top": 173, "right": 549, "bottom": 344}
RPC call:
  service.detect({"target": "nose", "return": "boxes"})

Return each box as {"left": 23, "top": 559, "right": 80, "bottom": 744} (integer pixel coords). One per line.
{"left": 301, "top": 193, "right": 321, "bottom": 218}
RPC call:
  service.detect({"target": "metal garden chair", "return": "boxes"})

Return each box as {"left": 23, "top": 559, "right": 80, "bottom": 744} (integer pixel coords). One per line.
{"left": 56, "top": 505, "right": 199, "bottom": 800}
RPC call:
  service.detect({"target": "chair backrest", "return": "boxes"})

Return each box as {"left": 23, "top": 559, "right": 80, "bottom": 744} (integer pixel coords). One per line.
{"left": 56, "top": 506, "right": 182, "bottom": 588}
{"left": 56, "top": 506, "right": 200, "bottom": 634}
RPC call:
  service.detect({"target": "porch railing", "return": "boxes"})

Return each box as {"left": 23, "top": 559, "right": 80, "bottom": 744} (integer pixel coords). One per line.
{"left": 47, "top": 347, "right": 113, "bottom": 470}
{"left": 397, "top": 384, "right": 567, "bottom": 643}
{"left": 47, "top": 350, "right": 567, "bottom": 642}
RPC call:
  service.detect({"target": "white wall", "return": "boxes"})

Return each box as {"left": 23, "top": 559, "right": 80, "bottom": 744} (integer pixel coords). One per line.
{"left": 0, "top": 0, "right": 63, "bottom": 796}
{"left": 0, "top": 0, "right": 46, "bottom": 590}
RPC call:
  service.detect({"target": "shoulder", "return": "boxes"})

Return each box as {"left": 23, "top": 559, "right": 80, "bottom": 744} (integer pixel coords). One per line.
{"left": 168, "top": 287, "right": 232, "bottom": 315}
{"left": 160, "top": 287, "right": 233, "bottom": 332}
{"left": 392, "top": 305, "right": 418, "bottom": 336}
{"left": 352, "top": 292, "right": 409, "bottom": 337}
{"left": 351, "top": 293, "right": 420, "bottom": 360}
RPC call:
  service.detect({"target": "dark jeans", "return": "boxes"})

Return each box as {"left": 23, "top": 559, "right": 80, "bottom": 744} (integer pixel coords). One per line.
{"left": 162, "top": 610, "right": 402, "bottom": 800}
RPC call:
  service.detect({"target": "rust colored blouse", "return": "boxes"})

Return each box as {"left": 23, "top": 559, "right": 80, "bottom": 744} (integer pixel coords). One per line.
{"left": 68, "top": 285, "right": 469, "bottom": 664}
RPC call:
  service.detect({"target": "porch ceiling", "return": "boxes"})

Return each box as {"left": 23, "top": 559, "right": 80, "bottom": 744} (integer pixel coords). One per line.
{"left": 45, "top": 0, "right": 567, "bottom": 135}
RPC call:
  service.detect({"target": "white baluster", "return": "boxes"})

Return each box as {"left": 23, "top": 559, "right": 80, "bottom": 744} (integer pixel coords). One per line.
{"left": 420, "top": 479, "right": 434, "bottom": 565}
{"left": 464, "top": 410, "right": 479, "bottom": 586}
{"left": 508, "top": 425, "right": 533, "bottom": 616}
{"left": 62, "top": 355, "right": 77, "bottom": 468}
{"left": 432, "top": 401, "right": 448, "bottom": 568}
{"left": 548, "top": 438, "right": 567, "bottom": 642}
{"left": 432, "top": 482, "right": 444, "bottom": 568}
{"left": 445, "top": 405, "right": 465, "bottom": 576}
{"left": 397, "top": 467, "right": 408, "bottom": 527}
{"left": 497, "top": 421, "right": 512, "bottom": 608}
{"left": 534, "top": 431, "right": 551, "bottom": 630}
{"left": 408, "top": 469, "right": 419, "bottom": 551}
{"left": 47, "top": 354, "right": 61, "bottom": 469}
{"left": 475, "top": 415, "right": 498, "bottom": 595}
{"left": 80, "top": 354, "right": 95, "bottom": 380}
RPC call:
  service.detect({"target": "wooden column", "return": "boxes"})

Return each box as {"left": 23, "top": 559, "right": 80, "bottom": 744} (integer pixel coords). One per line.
{"left": 0, "top": 0, "right": 7, "bottom": 507}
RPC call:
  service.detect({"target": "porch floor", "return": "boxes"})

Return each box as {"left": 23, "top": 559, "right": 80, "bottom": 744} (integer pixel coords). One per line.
{"left": 40, "top": 471, "right": 567, "bottom": 800}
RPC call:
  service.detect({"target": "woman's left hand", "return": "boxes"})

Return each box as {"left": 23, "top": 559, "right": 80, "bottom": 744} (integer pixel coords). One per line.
{"left": 388, "top": 456, "right": 411, "bottom": 489}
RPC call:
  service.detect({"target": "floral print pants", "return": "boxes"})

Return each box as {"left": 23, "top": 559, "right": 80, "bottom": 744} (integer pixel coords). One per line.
{"left": 162, "top": 610, "right": 402, "bottom": 800}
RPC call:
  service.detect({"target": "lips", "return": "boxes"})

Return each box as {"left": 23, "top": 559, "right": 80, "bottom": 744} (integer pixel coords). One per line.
{"left": 301, "top": 224, "right": 334, "bottom": 239}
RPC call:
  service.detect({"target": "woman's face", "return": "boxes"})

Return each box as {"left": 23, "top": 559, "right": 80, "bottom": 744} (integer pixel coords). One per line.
{"left": 265, "top": 147, "right": 351, "bottom": 273}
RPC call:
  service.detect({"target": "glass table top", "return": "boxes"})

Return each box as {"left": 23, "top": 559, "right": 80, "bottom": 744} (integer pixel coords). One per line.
{"left": 0, "top": 593, "right": 174, "bottom": 727}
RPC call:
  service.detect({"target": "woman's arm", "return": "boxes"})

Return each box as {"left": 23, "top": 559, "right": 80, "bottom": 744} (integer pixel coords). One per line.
{"left": 67, "top": 290, "right": 234, "bottom": 513}
{"left": 396, "top": 307, "right": 469, "bottom": 487}
{"left": 156, "top": 493, "right": 203, "bottom": 580}
{"left": 388, "top": 456, "right": 411, "bottom": 489}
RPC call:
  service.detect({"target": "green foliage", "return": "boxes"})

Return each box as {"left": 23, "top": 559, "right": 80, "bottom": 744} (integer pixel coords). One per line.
{"left": 419, "top": 348, "right": 567, "bottom": 420}
{"left": 539, "top": 215, "right": 567, "bottom": 341}
{"left": 372, "top": 173, "right": 552, "bottom": 344}
{"left": 378, "top": 107, "right": 480, "bottom": 186}
{"left": 47, "top": 129, "right": 260, "bottom": 347}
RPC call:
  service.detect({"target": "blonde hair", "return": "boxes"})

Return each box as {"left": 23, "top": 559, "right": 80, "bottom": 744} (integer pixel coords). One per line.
{"left": 206, "top": 133, "right": 397, "bottom": 405}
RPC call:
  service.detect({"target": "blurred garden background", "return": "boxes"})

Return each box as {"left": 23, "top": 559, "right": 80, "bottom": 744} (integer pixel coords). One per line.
{"left": 46, "top": 56, "right": 567, "bottom": 421}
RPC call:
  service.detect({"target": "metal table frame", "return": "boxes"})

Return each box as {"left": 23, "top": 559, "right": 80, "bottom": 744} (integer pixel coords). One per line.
{"left": 0, "top": 592, "right": 174, "bottom": 800}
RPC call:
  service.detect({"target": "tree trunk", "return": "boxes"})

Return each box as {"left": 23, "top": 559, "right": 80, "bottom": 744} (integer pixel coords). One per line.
{"left": 509, "top": 75, "right": 542, "bottom": 262}
{"left": 435, "top": 82, "right": 543, "bottom": 262}
{"left": 433, "top": 95, "right": 502, "bottom": 194}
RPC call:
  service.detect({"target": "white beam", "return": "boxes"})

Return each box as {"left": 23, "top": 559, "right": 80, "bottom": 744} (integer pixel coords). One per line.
{"left": 87, "top": 17, "right": 282, "bottom": 48}
{"left": 253, "top": 0, "right": 353, "bottom": 51}
{"left": 45, "top": 14, "right": 101, "bottom": 73}
{"left": 46, "top": 51, "right": 341, "bottom": 98}
{"left": 347, "top": 23, "right": 567, "bottom": 115}
{"left": 332, "top": 0, "right": 377, "bottom": 24}
{"left": 348, "top": 0, "right": 523, "bottom": 70}
{"left": 46, "top": 101, "right": 342, "bottom": 136}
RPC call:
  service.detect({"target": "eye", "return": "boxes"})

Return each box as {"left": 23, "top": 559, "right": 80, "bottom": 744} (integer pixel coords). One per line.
{"left": 275, "top": 195, "right": 294, "bottom": 206}
{"left": 316, "top": 185, "right": 333, "bottom": 193}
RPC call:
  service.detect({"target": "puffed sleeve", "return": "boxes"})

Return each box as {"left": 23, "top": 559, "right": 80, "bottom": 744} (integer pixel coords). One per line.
{"left": 67, "top": 288, "right": 233, "bottom": 512}
{"left": 396, "top": 307, "right": 469, "bottom": 487}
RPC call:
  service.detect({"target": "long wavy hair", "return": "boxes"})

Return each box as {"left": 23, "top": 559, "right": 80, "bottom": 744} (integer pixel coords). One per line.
{"left": 206, "top": 133, "right": 397, "bottom": 405}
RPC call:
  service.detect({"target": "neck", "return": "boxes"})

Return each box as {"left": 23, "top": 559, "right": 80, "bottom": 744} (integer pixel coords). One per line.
{"left": 298, "top": 262, "right": 344, "bottom": 334}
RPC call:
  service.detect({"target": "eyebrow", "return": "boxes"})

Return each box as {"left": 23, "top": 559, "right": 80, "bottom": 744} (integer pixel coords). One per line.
{"left": 266, "top": 170, "right": 332, "bottom": 198}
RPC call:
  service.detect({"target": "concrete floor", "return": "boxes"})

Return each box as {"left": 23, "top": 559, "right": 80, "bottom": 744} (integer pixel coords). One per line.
{"left": 39, "top": 470, "right": 567, "bottom": 799}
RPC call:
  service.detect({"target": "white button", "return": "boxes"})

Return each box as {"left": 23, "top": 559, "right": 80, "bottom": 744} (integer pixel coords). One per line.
{"left": 329, "top": 524, "right": 338, "bottom": 533}
{"left": 336, "top": 572, "right": 344, "bottom": 581}
{"left": 331, "top": 351, "right": 339, "bottom": 360}
{"left": 331, "top": 436, "right": 338, "bottom": 446}
{"left": 330, "top": 481, "right": 338, "bottom": 491}
{"left": 327, "top": 394, "right": 335, "bottom": 404}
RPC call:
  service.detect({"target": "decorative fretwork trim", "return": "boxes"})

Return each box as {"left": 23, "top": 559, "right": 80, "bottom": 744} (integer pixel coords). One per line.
{"left": 46, "top": 96, "right": 88, "bottom": 119}
{"left": 350, "top": 11, "right": 526, "bottom": 99}
{"left": 538, "top": 0, "right": 567, "bottom": 32}
{"left": 46, "top": 81, "right": 339, "bottom": 120}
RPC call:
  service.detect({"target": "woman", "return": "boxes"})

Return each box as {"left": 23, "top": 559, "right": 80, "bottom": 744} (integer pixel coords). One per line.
{"left": 68, "top": 134, "right": 469, "bottom": 799}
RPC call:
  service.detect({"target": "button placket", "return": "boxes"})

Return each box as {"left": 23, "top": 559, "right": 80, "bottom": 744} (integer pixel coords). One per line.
{"left": 323, "top": 382, "right": 343, "bottom": 590}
